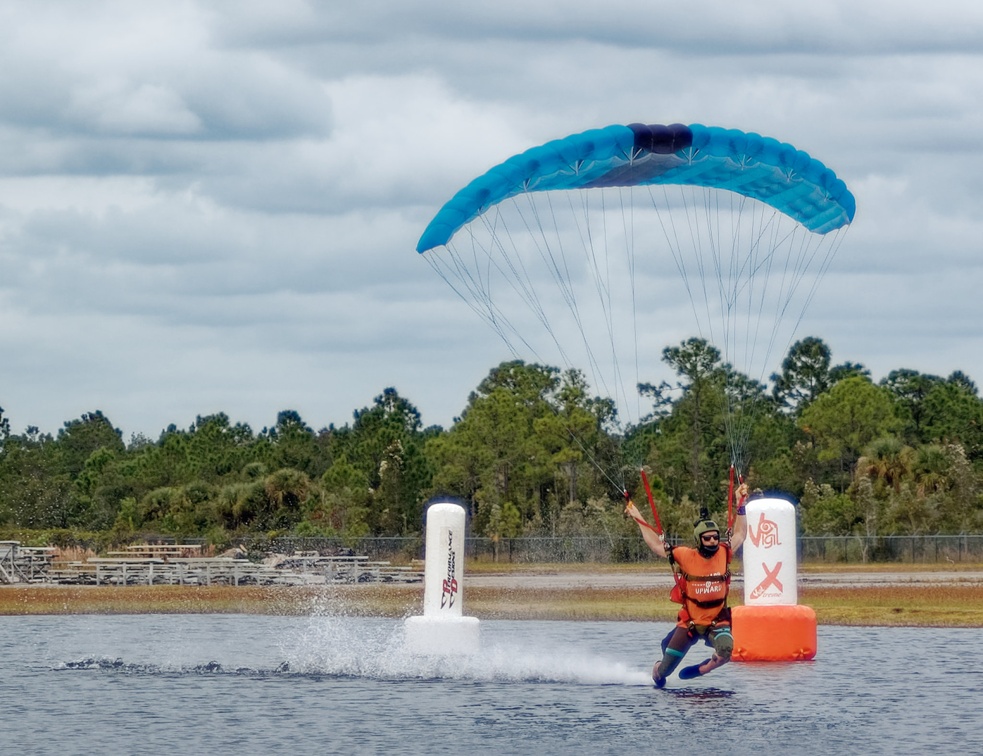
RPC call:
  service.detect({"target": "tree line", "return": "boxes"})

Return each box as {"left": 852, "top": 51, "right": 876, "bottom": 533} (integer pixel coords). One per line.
{"left": 2, "top": 335, "right": 982, "bottom": 548}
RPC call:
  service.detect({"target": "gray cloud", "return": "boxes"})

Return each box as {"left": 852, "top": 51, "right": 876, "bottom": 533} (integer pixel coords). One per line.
{"left": 2, "top": 0, "right": 982, "bottom": 439}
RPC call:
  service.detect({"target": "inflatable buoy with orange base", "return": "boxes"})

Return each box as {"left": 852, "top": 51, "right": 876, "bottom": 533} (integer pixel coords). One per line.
{"left": 732, "top": 604, "right": 817, "bottom": 662}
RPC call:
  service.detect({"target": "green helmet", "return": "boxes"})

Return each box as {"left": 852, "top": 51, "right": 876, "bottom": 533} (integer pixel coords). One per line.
{"left": 693, "top": 519, "right": 720, "bottom": 543}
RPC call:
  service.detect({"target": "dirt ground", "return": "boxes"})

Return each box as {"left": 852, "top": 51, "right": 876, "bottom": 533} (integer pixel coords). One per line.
{"left": 464, "top": 568, "right": 983, "bottom": 590}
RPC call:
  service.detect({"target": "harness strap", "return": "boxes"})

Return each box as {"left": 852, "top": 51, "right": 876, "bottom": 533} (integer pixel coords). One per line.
{"left": 678, "top": 570, "right": 731, "bottom": 583}
{"left": 666, "top": 545, "right": 687, "bottom": 596}
{"left": 689, "top": 596, "right": 726, "bottom": 609}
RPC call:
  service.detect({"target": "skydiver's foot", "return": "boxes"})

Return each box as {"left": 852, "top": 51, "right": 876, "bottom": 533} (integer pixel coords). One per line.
{"left": 678, "top": 658, "right": 712, "bottom": 680}
{"left": 653, "top": 669, "right": 666, "bottom": 689}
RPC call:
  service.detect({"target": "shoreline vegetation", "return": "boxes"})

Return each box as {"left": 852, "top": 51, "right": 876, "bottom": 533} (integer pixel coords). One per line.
{"left": 4, "top": 563, "right": 983, "bottom": 627}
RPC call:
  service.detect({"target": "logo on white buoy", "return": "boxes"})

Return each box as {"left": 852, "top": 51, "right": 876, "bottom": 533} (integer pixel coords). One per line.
{"left": 748, "top": 512, "right": 782, "bottom": 548}
{"left": 441, "top": 530, "right": 458, "bottom": 608}
{"left": 750, "top": 561, "right": 784, "bottom": 600}
{"left": 743, "top": 496, "right": 798, "bottom": 607}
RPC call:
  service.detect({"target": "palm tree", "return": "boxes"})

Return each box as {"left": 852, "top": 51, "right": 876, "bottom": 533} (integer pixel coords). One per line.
{"left": 912, "top": 444, "right": 950, "bottom": 497}
{"left": 856, "top": 437, "right": 915, "bottom": 495}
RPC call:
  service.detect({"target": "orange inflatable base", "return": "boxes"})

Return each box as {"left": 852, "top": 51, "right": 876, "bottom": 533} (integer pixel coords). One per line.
{"left": 732, "top": 604, "right": 817, "bottom": 662}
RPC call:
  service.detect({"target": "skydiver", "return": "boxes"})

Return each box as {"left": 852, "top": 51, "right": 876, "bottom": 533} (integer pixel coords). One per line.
{"left": 625, "top": 483, "right": 747, "bottom": 688}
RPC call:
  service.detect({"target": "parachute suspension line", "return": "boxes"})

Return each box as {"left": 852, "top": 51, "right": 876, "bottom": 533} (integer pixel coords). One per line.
{"left": 785, "top": 222, "right": 849, "bottom": 343}
{"left": 466, "top": 186, "right": 645, "bottom": 437}
{"left": 638, "top": 183, "right": 843, "bottom": 477}
{"left": 553, "top": 188, "right": 634, "bottom": 430}
{"left": 706, "top": 186, "right": 728, "bottom": 351}
{"left": 601, "top": 189, "right": 634, "bottom": 428}
{"left": 472, "top": 205, "right": 566, "bottom": 363}
{"left": 461, "top": 207, "right": 542, "bottom": 352}
{"left": 597, "top": 187, "right": 640, "bottom": 429}
{"left": 563, "top": 419, "right": 628, "bottom": 497}
{"left": 621, "top": 186, "right": 643, "bottom": 426}
{"left": 727, "top": 464, "right": 735, "bottom": 529}
{"left": 713, "top": 188, "right": 755, "bottom": 473}
{"left": 688, "top": 189, "right": 733, "bottom": 465}
{"left": 796, "top": 224, "right": 849, "bottom": 333}
{"left": 425, "top": 228, "right": 533, "bottom": 359}
{"left": 720, "top": 191, "right": 746, "bottom": 471}
{"left": 537, "top": 185, "right": 644, "bottom": 490}
{"left": 713, "top": 187, "right": 735, "bottom": 369}
{"left": 531, "top": 191, "right": 635, "bottom": 494}
{"left": 487, "top": 200, "right": 562, "bottom": 342}
{"left": 433, "top": 201, "right": 587, "bottom": 373}
{"left": 726, "top": 204, "right": 797, "bottom": 473}
{"left": 731, "top": 197, "right": 783, "bottom": 471}
{"left": 479, "top": 194, "right": 599, "bottom": 377}
{"left": 741, "top": 203, "right": 787, "bottom": 465}
{"left": 647, "top": 184, "right": 709, "bottom": 345}
{"left": 766, "top": 221, "right": 811, "bottom": 365}
{"left": 690, "top": 186, "right": 718, "bottom": 349}
{"left": 525, "top": 192, "right": 584, "bottom": 328}
{"left": 742, "top": 211, "right": 805, "bottom": 403}
{"left": 517, "top": 190, "right": 598, "bottom": 372}
{"left": 745, "top": 204, "right": 787, "bottom": 469}
{"left": 761, "top": 219, "right": 827, "bottom": 368}
{"left": 434, "top": 200, "right": 633, "bottom": 498}
{"left": 556, "top": 188, "right": 628, "bottom": 417}
{"left": 584, "top": 190, "right": 623, "bottom": 413}
{"left": 514, "top": 196, "right": 637, "bottom": 491}
{"left": 728, "top": 206, "right": 848, "bottom": 474}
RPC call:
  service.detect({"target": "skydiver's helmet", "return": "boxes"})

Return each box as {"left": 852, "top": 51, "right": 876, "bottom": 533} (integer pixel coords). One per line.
{"left": 694, "top": 518, "right": 721, "bottom": 557}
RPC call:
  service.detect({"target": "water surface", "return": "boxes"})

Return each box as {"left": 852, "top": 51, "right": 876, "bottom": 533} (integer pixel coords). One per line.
{"left": 2, "top": 613, "right": 980, "bottom": 754}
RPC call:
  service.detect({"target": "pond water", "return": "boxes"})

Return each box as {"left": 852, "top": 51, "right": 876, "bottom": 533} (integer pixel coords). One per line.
{"left": 1, "top": 612, "right": 980, "bottom": 754}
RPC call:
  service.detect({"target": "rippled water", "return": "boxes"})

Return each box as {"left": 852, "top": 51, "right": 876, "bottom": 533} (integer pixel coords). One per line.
{"left": 1, "top": 610, "right": 980, "bottom": 755}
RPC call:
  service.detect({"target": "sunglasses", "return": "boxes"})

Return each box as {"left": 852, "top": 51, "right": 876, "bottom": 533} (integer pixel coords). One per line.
{"left": 701, "top": 533, "right": 720, "bottom": 542}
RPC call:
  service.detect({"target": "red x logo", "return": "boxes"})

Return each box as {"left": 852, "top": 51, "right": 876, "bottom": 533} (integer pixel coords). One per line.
{"left": 750, "top": 561, "right": 783, "bottom": 600}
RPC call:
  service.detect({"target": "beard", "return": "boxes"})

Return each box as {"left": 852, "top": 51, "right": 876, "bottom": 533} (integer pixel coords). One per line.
{"left": 698, "top": 543, "right": 720, "bottom": 558}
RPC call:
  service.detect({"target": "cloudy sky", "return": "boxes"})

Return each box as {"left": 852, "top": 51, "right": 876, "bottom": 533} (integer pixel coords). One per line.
{"left": 1, "top": 1, "right": 981, "bottom": 440}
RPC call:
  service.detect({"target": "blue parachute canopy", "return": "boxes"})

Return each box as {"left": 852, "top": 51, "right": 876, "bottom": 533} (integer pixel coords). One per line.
{"left": 417, "top": 123, "right": 856, "bottom": 252}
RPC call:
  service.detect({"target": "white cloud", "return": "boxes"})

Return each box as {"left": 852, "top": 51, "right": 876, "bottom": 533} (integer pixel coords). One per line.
{"left": 0, "top": 0, "right": 982, "bottom": 440}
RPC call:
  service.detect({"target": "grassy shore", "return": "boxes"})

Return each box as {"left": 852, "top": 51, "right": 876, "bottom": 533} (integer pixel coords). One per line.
{"left": 3, "top": 564, "right": 982, "bottom": 627}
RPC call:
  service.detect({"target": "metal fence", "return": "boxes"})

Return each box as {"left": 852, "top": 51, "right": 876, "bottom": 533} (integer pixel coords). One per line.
{"left": 255, "top": 534, "right": 983, "bottom": 565}
{"left": 799, "top": 535, "right": 983, "bottom": 564}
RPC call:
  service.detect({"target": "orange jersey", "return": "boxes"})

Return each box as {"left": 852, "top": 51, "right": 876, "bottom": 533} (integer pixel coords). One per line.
{"left": 671, "top": 545, "right": 731, "bottom": 627}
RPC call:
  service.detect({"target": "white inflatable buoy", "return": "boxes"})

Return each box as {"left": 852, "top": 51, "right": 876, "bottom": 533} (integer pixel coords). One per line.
{"left": 403, "top": 501, "right": 480, "bottom": 655}
{"left": 733, "top": 495, "right": 817, "bottom": 662}
{"left": 743, "top": 496, "right": 799, "bottom": 606}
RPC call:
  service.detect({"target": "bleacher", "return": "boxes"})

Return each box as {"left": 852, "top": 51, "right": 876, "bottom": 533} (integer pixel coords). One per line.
{"left": 0, "top": 541, "right": 423, "bottom": 586}
{"left": 0, "top": 541, "right": 57, "bottom": 584}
